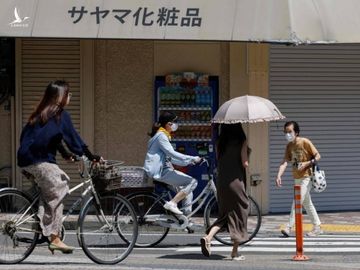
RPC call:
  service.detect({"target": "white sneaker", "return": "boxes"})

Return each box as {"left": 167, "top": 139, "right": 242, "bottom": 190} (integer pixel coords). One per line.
{"left": 306, "top": 226, "right": 323, "bottom": 237}
{"left": 163, "top": 201, "right": 183, "bottom": 215}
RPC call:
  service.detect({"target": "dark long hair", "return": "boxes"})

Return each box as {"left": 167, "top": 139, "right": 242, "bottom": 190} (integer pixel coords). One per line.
{"left": 28, "top": 80, "right": 70, "bottom": 125}
{"left": 149, "top": 111, "right": 177, "bottom": 137}
{"left": 217, "top": 123, "right": 247, "bottom": 158}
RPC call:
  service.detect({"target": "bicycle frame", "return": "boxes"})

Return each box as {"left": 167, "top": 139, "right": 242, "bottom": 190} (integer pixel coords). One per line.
{"left": 0, "top": 157, "right": 139, "bottom": 264}
{"left": 164, "top": 178, "right": 217, "bottom": 219}
{"left": 18, "top": 157, "right": 112, "bottom": 232}
{"left": 151, "top": 159, "right": 218, "bottom": 219}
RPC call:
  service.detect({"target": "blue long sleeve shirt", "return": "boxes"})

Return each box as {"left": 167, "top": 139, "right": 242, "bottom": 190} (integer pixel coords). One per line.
{"left": 143, "top": 132, "right": 197, "bottom": 179}
{"left": 17, "top": 110, "right": 86, "bottom": 167}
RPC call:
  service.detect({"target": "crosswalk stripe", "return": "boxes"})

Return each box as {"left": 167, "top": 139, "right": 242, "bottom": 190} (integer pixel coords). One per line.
{"left": 176, "top": 246, "right": 360, "bottom": 253}
{"left": 177, "top": 234, "right": 360, "bottom": 253}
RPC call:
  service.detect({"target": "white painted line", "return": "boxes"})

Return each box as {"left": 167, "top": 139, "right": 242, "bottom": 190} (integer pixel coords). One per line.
{"left": 39, "top": 246, "right": 178, "bottom": 251}
{"left": 134, "top": 247, "right": 178, "bottom": 251}
{"left": 176, "top": 246, "right": 360, "bottom": 253}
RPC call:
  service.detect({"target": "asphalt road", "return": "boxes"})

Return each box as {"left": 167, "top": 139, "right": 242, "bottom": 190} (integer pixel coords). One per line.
{"left": 1, "top": 231, "right": 360, "bottom": 270}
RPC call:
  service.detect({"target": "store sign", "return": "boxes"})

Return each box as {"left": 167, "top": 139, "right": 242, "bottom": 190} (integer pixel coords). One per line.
{"left": 0, "top": 0, "right": 237, "bottom": 40}
{"left": 68, "top": 6, "right": 202, "bottom": 28}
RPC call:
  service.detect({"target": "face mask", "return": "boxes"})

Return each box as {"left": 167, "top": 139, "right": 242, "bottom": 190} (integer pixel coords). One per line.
{"left": 285, "top": 132, "right": 295, "bottom": 142}
{"left": 170, "top": 123, "right": 178, "bottom": 132}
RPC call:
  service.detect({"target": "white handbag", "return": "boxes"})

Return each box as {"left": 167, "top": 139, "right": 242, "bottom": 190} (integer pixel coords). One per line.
{"left": 311, "top": 164, "right": 327, "bottom": 193}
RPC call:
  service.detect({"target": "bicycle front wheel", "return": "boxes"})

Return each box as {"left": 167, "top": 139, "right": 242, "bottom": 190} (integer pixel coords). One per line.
{"left": 204, "top": 195, "right": 261, "bottom": 246}
{"left": 0, "top": 189, "right": 40, "bottom": 264}
{"left": 78, "top": 194, "right": 138, "bottom": 264}
{"left": 127, "top": 192, "right": 169, "bottom": 247}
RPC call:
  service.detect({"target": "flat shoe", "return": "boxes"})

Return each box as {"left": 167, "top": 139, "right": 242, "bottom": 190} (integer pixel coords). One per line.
{"left": 48, "top": 243, "right": 74, "bottom": 254}
{"left": 200, "top": 237, "right": 211, "bottom": 257}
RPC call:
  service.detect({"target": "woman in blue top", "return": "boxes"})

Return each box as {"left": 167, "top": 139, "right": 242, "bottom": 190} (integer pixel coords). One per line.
{"left": 17, "top": 80, "right": 101, "bottom": 254}
{"left": 144, "top": 112, "right": 201, "bottom": 215}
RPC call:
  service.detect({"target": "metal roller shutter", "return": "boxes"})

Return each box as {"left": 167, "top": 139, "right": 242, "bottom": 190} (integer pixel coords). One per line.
{"left": 19, "top": 38, "right": 82, "bottom": 208}
{"left": 269, "top": 44, "right": 360, "bottom": 213}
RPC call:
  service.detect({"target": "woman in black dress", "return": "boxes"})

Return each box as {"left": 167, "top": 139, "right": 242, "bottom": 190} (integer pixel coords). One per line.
{"left": 201, "top": 123, "right": 249, "bottom": 261}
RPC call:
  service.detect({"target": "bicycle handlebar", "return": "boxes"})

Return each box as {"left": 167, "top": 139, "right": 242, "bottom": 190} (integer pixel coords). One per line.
{"left": 199, "top": 157, "right": 209, "bottom": 167}
{"left": 73, "top": 155, "right": 101, "bottom": 178}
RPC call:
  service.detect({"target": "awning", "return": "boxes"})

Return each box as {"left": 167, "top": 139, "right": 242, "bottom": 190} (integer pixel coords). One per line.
{"left": 1, "top": 0, "right": 360, "bottom": 44}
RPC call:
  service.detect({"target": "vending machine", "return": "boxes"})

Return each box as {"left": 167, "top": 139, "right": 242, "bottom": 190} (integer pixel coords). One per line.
{"left": 154, "top": 72, "right": 219, "bottom": 196}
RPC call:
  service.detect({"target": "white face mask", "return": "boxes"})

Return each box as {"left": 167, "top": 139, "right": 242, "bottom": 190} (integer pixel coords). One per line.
{"left": 170, "top": 123, "right": 178, "bottom": 132}
{"left": 285, "top": 132, "right": 295, "bottom": 142}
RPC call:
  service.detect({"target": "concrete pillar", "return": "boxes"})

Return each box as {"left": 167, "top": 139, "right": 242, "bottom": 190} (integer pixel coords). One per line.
{"left": 229, "top": 42, "right": 270, "bottom": 214}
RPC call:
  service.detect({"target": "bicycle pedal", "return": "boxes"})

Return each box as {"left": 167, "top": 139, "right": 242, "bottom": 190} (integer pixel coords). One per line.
{"left": 12, "top": 237, "right": 18, "bottom": 248}
{"left": 186, "top": 227, "right": 194, "bottom": 234}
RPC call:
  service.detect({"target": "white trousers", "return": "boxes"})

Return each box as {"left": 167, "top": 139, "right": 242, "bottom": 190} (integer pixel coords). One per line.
{"left": 288, "top": 177, "right": 321, "bottom": 228}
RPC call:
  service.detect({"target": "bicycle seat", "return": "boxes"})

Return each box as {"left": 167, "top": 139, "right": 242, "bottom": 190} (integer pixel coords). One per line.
{"left": 153, "top": 180, "right": 172, "bottom": 189}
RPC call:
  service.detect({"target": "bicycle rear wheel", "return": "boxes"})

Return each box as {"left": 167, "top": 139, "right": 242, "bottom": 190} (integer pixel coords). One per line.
{"left": 78, "top": 194, "right": 138, "bottom": 264}
{"left": 126, "top": 192, "right": 169, "bottom": 247}
{"left": 0, "top": 189, "right": 40, "bottom": 264}
{"left": 204, "top": 195, "right": 261, "bottom": 246}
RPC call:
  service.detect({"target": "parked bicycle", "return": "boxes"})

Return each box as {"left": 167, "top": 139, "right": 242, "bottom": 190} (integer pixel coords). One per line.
{"left": 126, "top": 158, "right": 261, "bottom": 247}
{"left": 0, "top": 156, "right": 138, "bottom": 264}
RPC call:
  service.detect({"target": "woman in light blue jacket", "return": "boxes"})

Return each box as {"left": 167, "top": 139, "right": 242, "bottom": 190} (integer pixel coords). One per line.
{"left": 144, "top": 112, "right": 201, "bottom": 215}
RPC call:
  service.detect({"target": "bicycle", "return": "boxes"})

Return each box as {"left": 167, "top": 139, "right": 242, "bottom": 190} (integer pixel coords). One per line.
{"left": 0, "top": 156, "right": 138, "bottom": 264}
{"left": 126, "top": 158, "right": 261, "bottom": 247}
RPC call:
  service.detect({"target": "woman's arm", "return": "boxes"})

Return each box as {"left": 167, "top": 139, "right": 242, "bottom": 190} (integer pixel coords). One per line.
{"left": 60, "top": 110, "right": 86, "bottom": 156}
{"left": 241, "top": 140, "right": 249, "bottom": 168}
{"left": 298, "top": 139, "right": 321, "bottom": 171}
{"left": 157, "top": 134, "right": 198, "bottom": 166}
{"left": 57, "top": 141, "right": 73, "bottom": 160}
{"left": 276, "top": 159, "right": 288, "bottom": 187}
{"left": 61, "top": 113, "right": 101, "bottom": 161}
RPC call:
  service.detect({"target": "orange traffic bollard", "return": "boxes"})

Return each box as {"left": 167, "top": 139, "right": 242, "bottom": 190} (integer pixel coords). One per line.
{"left": 292, "top": 185, "right": 310, "bottom": 261}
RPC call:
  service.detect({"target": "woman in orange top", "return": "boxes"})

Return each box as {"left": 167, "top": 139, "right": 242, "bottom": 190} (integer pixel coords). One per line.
{"left": 275, "top": 121, "right": 322, "bottom": 237}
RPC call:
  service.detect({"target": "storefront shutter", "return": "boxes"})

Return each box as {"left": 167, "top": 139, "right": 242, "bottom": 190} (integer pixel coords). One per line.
{"left": 20, "top": 38, "right": 82, "bottom": 208}
{"left": 269, "top": 44, "right": 360, "bottom": 213}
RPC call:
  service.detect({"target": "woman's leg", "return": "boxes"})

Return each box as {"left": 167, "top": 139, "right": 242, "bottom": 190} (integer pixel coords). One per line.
{"left": 205, "top": 225, "right": 221, "bottom": 242}
{"left": 302, "top": 178, "right": 321, "bottom": 226}
{"left": 172, "top": 190, "right": 187, "bottom": 203}
{"left": 231, "top": 242, "right": 239, "bottom": 257}
{"left": 24, "top": 163, "right": 70, "bottom": 243}
{"left": 201, "top": 225, "right": 220, "bottom": 257}
{"left": 160, "top": 169, "right": 197, "bottom": 214}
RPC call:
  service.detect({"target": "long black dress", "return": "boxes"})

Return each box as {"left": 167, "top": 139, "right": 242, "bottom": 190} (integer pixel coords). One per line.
{"left": 207, "top": 140, "right": 249, "bottom": 243}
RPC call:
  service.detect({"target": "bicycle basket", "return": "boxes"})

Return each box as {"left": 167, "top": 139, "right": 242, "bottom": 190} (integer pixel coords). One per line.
{"left": 93, "top": 162, "right": 151, "bottom": 191}
{"left": 92, "top": 160, "right": 124, "bottom": 191}
{"left": 117, "top": 166, "right": 152, "bottom": 188}
{"left": 95, "top": 160, "right": 125, "bottom": 180}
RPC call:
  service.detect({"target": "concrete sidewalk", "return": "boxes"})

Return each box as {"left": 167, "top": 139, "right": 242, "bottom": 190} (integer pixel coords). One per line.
{"left": 260, "top": 211, "right": 360, "bottom": 234}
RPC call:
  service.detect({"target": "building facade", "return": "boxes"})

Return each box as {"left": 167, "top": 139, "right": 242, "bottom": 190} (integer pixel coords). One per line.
{"left": 1, "top": 39, "right": 359, "bottom": 213}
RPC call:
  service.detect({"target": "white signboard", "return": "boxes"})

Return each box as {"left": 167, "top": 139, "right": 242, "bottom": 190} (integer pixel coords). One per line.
{"left": 1, "top": 0, "right": 360, "bottom": 44}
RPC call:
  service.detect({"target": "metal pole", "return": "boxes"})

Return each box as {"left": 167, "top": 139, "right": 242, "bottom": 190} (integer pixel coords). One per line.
{"left": 292, "top": 184, "right": 310, "bottom": 261}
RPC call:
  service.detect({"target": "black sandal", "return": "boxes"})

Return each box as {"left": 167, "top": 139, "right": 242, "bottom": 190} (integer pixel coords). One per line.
{"left": 200, "top": 237, "right": 211, "bottom": 257}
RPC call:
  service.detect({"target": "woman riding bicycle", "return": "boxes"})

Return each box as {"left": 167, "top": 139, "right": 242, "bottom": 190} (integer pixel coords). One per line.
{"left": 143, "top": 112, "right": 202, "bottom": 215}
{"left": 17, "top": 80, "right": 101, "bottom": 254}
